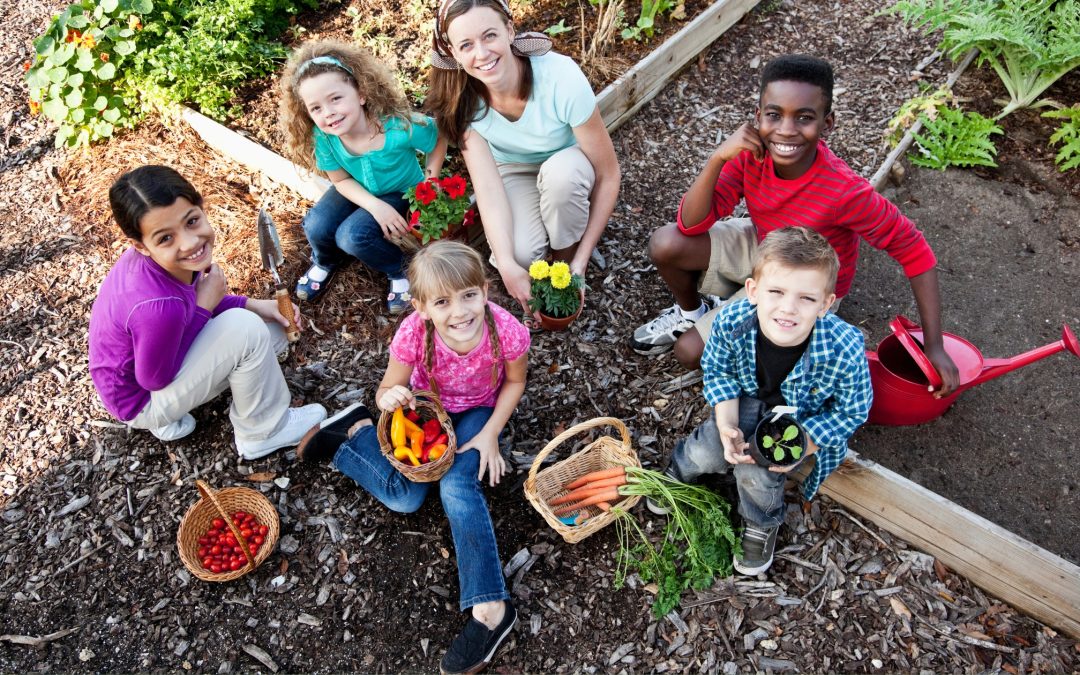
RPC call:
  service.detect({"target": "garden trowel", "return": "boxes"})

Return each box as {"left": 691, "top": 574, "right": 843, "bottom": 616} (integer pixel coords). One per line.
{"left": 257, "top": 209, "right": 300, "bottom": 343}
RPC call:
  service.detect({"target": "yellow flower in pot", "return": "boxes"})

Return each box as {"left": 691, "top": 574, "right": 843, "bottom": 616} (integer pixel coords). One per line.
{"left": 528, "top": 260, "right": 584, "bottom": 331}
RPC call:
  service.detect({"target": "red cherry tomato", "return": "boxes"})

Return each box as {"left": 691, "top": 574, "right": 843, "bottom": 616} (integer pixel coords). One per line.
{"left": 210, "top": 564, "right": 222, "bottom": 574}
{"left": 258, "top": 525, "right": 269, "bottom": 536}
{"left": 211, "top": 518, "right": 225, "bottom": 529}
{"left": 202, "top": 557, "right": 214, "bottom": 568}
{"left": 252, "top": 535, "right": 264, "bottom": 545}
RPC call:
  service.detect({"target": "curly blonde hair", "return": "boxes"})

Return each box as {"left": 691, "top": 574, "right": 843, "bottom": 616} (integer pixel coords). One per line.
{"left": 279, "top": 40, "right": 414, "bottom": 172}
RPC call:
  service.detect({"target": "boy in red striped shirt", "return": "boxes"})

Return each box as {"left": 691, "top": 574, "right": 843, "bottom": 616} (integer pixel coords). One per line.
{"left": 630, "top": 54, "right": 959, "bottom": 396}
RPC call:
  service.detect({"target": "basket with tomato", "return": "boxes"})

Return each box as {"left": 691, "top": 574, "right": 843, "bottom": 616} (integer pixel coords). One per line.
{"left": 376, "top": 389, "right": 457, "bottom": 482}
{"left": 176, "top": 480, "right": 280, "bottom": 582}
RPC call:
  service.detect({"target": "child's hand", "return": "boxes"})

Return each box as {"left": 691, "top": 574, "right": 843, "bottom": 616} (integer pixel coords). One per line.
{"left": 370, "top": 199, "right": 411, "bottom": 239}
{"left": 715, "top": 122, "right": 765, "bottom": 163}
{"left": 195, "top": 263, "right": 227, "bottom": 311}
{"left": 246, "top": 298, "right": 301, "bottom": 330}
{"left": 719, "top": 425, "right": 754, "bottom": 465}
{"left": 459, "top": 429, "right": 507, "bottom": 487}
{"left": 377, "top": 385, "right": 414, "bottom": 413}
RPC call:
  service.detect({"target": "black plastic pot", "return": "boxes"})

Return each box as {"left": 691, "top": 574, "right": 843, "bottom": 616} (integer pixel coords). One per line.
{"left": 749, "top": 414, "right": 808, "bottom": 470}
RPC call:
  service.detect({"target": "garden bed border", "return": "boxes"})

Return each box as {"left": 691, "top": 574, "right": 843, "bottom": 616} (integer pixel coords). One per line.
{"left": 177, "top": 0, "right": 1080, "bottom": 641}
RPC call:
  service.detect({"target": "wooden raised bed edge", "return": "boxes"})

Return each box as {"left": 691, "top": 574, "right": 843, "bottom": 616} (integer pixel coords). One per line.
{"left": 180, "top": 0, "right": 1080, "bottom": 641}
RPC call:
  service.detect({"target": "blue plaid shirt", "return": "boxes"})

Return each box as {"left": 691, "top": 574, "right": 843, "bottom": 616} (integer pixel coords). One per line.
{"left": 701, "top": 299, "right": 873, "bottom": 499}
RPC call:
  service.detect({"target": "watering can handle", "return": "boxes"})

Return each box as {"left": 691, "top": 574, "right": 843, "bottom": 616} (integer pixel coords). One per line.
{"left": 889, "top": 315, "right": 944, "bottom": 389}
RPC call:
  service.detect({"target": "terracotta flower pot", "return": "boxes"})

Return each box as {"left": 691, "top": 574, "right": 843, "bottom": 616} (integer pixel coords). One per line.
{"left": 538, "top": 289, "right": 585, "bottom": 332}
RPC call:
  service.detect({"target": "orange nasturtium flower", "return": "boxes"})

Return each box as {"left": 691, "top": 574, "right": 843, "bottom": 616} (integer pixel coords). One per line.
{"left": 128, "top": 14, "right": 143, "bottom": 30}
{"left": 23, "top": 61, "right": 31, "bottom": 71}
{"left": 80, "top": 33, "right": 96, "bottom": 49}
{"left": 100, "top": 52, "right": 109, "bottom": 62}
{"left": 65, "top": 29, "right": 81, "bottom": 43}
{"left": 29, "top": 99, "right": 41, "bottom": 115}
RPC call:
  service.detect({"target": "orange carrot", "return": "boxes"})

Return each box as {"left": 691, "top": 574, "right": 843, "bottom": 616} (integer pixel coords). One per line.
{"left": 548, "top": 475, "right": 628, "bottom": 506}
{"left": 564, "top": 466, "right": 627, "bottom": 491}
{"left": 596, "top": 501, "right": 612, "bottom": 511}
{"left": 552, "top": 489, "right": 621, "bottom": 515}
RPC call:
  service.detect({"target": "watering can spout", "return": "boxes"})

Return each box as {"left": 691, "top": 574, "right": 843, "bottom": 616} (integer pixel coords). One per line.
{"left": 964, "top": 324, "right": 1079, "bottom": 390}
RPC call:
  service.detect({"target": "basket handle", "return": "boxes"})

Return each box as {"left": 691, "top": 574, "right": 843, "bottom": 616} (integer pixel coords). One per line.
{"left": 411, "top": 389, "right": 445, "bottom": 414}
{"left": 527, "top": 417, "right": 633, "bottom": 483}
{"left": 196, "top": 480, "right": 256, "bottom": 570}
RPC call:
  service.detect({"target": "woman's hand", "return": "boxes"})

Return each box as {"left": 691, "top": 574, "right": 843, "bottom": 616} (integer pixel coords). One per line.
{"left": 459, "top": 428, "right": 507, "bottom": 487}
{"left": 246, "top": 298, "right": 301, "bottom": 330}
{"left": 370, "top": 199, "right": 411, "bottom": 239}
{"left": 195, "top": 263, "right": 227, "bottom": 312}
{"left": 377, "top": 385, "right": 415, "bottom": 413}
{"left": 500, "top": 262, "right": 533, "bottom": 313}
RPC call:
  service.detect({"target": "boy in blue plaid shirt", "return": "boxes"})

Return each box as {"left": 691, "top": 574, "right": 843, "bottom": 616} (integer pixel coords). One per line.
{"left": 656, "top": 227, "right": 872, "bottom": 575}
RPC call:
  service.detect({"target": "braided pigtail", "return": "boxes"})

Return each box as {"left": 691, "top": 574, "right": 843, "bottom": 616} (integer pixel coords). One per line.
{"left": 423, "top": 318, "right": 439, "bottom": 395}
{"left": 485, "top": 304, "right": 503, "bottom": 389}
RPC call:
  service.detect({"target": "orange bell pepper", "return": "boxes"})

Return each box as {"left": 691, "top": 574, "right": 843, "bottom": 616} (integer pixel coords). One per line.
{"left": 427, "top": 443, "right": 447, "bottom": 461}
{"left": 394, "top": 445, "right": 420, "bottom": 466}
{"left": 410, "top": 430, "right": 424, "bottom": 462}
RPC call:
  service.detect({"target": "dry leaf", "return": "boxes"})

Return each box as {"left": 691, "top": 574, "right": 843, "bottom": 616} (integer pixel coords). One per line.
{"left": 933, "top": 558, "right": 948, "bottom": 582}
{"left": 337, "top": 549, "right": 349, "bottom": 577}
{"left": 889, "top": 597, "right": 911, "bottom": 619}
{"left": 246, "top": 472, "right": 277, "bottom": 482}
{"left": 279, "top": 558, "right": 289, "bottom": 574}
{"left": 547, "top": 362, "right": 560, "bottom": 374}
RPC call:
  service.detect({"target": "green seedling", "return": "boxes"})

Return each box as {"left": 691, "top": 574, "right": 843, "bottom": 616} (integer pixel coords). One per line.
{"left": 761, "top": 424, "right": 802, "bottom": 462}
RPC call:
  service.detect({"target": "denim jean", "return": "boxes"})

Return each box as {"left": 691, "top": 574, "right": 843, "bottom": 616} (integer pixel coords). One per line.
{"left": 302, "top": 187, "right": 407, "bottom": 279}
{"left": 332, "top": 406, "right": 508, "bottom": 610}
{"left": 668, "top": 398, "right": 787, "bottom": 529}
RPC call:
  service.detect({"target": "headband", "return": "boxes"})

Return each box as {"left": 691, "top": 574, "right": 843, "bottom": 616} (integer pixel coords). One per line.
{"left": 296, "top": 55, "right": 355, "bottom": 79}
{"left": 431, "top": 0, "right": 552, "bottom": 71}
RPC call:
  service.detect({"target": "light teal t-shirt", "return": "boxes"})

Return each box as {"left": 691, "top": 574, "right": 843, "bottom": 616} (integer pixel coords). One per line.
{"left": 469, "top": 52, "right": 596, "bottom": 165}
{"left": 314, "top": 113, "right": 438, "bottom": 196}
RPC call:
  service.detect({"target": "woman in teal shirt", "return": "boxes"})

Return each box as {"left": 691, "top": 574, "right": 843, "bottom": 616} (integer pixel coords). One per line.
{"left": 427, "top": 0, "right": 621, "bottom": 317}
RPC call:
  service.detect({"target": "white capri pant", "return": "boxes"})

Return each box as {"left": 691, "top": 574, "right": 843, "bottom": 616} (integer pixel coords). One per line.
{"left": 128, "top": 308, "right": 291, "bottom": 443}
{"left": 496, "top": 146, "right": 595, "bottom": 268}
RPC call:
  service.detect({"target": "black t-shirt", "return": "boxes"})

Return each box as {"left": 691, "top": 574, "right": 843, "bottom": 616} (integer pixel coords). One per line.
{"left": 755, "top": 326, "right": 811, "bottom": 408}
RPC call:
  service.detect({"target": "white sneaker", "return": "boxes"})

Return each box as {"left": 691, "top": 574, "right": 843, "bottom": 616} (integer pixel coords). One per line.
{"left": 149, "top": 414, "right": 196, "bottom": 442}
{"left": 630, "top": 297, "right": 715, "bottom": 355}
{"left": 236, "top": 404, "right": 328, "bottom": 460}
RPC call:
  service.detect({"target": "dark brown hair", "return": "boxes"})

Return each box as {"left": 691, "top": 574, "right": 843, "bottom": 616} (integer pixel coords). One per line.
{"left": 109, "top": 165, "right": 203, "bottom": 241}
{"left": 425, "top": 0, "right": 533, "bottom": 147}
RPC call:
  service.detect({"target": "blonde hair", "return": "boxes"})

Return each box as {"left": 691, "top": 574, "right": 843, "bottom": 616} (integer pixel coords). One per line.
{"left": 408, "top": 241, "right": 502, "bottom": 393}
{"left": 752, "top": 227, "right": 840, "bottom": 295}
{"left": 279, "top": 40, "right": 415, "bottom": 172}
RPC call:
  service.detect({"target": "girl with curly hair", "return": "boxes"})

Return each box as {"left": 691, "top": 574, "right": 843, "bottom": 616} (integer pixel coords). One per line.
{"left": 279, "top": 40, "right": 447, "bottom": 312}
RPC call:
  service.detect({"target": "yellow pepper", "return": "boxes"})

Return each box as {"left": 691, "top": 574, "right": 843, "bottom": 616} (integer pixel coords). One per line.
{"left": 393, "top": 445, "right": 420, "bottom": 466}
{"left": 390, "top": 408, "right": 406, "bottom": 448}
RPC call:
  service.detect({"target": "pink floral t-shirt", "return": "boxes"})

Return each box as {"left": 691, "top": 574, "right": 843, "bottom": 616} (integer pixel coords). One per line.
{"left": 390, "top": 301, "right": 531, "bottom": 412}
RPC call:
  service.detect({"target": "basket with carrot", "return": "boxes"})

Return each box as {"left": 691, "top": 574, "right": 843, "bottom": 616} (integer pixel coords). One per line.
{"left": 376, "top": 390, "right": 457, "bottom": 483}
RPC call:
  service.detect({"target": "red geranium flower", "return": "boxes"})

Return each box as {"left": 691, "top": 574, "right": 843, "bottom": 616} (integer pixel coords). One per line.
{"left": 462, "top": 207, "right": 476, "bottom": 228}
{"left": 440, "top": 175, "right": 467, "bottom": 200}
{"left": 415, "top": 180, "right": 437, "bottom": 206}
{"left": 409, "top": 210, "right": 421, "bottom": 228}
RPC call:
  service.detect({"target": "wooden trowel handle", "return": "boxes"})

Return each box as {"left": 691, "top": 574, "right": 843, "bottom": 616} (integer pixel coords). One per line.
{"left": 275, "top": 286, "right": 300, "bottom": 343}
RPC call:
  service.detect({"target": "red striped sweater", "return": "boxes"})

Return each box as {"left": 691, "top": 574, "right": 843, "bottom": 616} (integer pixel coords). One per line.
{"left": 677, "top": 142, "right": 936, "bottom": 298}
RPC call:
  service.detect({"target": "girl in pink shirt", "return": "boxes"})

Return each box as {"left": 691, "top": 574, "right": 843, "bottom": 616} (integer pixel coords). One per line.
{"left": 296, "top": 240, "right": 528, "bottom": 674}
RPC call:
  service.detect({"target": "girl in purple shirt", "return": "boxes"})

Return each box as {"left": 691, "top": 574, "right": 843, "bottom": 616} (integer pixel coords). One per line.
{"left": 88, "top": 165, "right": 326, "bottom": 459}
{"left": 295, "top": 241, "right": 528, "bottom": 674}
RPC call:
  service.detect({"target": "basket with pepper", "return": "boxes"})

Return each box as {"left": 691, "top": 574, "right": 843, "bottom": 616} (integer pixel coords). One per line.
{"left": 376, "top": 389, "right": 457, "bottom": 482}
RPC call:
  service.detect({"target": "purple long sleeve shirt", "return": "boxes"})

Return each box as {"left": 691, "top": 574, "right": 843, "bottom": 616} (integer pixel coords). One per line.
{"left": 89, "top": 248, "right": 247, "bottom": 421}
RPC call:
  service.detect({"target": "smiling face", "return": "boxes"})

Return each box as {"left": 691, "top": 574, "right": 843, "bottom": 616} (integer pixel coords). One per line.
{"left": 445, "top": 6, "right": 517, "bottom": 88}
{"left": 297, "top": 71, "right": 366, "bottom": 138}
{"left": 133, "top": 197, "right": 215, "bottom": 284}
{"left": 415, "top": 283, "right": 490, "bottom": 354}
{"left": 746, "top": 261, "right": 835, "bottom": 347}
{"left": 755, "top": 80, "right": 834, "bottom": 180}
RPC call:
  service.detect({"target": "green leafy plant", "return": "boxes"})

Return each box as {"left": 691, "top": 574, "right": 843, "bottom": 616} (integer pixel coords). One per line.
{"left": 25, "top": 0, "right": 152, "bottom": 148}
{"left": 889, "top": 0, "right": 1080, "bottom": 118}
{"left": 886, "top": 86, "right": 956, "bottom": 145}
{"left": 621, "top": 0, "right": 676, "bottom": 41}
{"left": 544, "top": 19, "right": 575, "bottom": 36}
{"left": 406, "top": 175, "right": 472, "bottom": 244}
{"left": 1043, "top": 106, "right": 1080, "bottom": 172}
{"left": 761, "top": 424, "right": 803, "bottom": 462}
{"left": 909, "top": 104, "right": 1003, "bottom": 170}
{"left": 610, "top": 469, "right": 737, "bottom": 617}
{"left": 527, "top": 261, "right": 583, "bottom": 318}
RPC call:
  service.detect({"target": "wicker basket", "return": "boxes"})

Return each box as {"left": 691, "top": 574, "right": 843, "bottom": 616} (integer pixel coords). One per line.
{"left": 376, "top": 389, "right": 457, "bottom": 482}
{"left": 524, "top": 417, "right": 642, "bottom": 544}
{"left": 176, "top": 480, "right": 280, "bottom": 582}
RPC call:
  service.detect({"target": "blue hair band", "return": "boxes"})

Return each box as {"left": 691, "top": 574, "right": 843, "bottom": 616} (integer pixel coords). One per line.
{"left": 297, "top": 55, "right": 354, "bottom": 79}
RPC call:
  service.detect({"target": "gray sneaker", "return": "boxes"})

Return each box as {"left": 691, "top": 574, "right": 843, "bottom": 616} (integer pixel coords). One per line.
{"left": 630, "top": 298, "right": 714, "bottom": 355}
{"left": 734, "top": 524, "right": 779, "bottom": 576}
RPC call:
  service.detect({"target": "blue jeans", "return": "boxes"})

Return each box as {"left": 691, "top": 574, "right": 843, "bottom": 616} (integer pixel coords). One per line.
{"left": 331, "top": 407, "right": 508, "bottom": 610}
{"left": 302, "top": 187, "right": 407, "bottom": 279}
{"left": 668, "top": 398, "right": 786, "bottom": 529}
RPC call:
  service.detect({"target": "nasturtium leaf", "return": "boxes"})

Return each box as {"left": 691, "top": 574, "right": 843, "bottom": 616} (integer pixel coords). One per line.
{"left": 782, "top": 425, "right": 799, "bottom": 442}
{"left": 101, "top": 0, "right": 119, "bottom": 13}
{"left": 132, "top": 0, "right": 153, "bottom": 13}
{"left": 94, "top": 95, "right": 108, "bottom": 110}
{"left": 102, "top": 107, "right": 121, "bottom": 123}
{"left": 50, "top": 44, "right": 75, "bottom": 66}
{"left": 95, "top": 120, "right": 114, "bottom": 138}
{"left": 55, "top": 124, "right": 74, "bottom": 148}
{"left": 791, "top": 446, "right": 802, "bottom": 459}
{"left": 118, "top": 28, "right": 134, "bottom": 37}
{"left": 47, "top": 67, "right": 69, "bottom": 84}
{"left": 70, "top": 107, "right": 86, "bottom": 123}
{"left": 761, "top": 436, "right": 773, "bottom": 449}
{"left": 75, "top": 129, "right": 91, "bottom": 147}
{"left": 114, "top": 39, "right": 135, "bottom": 55}
{"left": 75, "top": 47, "right": 94, "bottom": 72}
{"left": 34, "top": 35, "right": 56, "bottom": 56}
{"left": 42, "top": 98, "right": 69, "bottom": 123}
{"left": 67, "top": 14, "right": 90, "bottom": 29}
{"left": 97, "top": 62, "right": 116, "bottom": 80}
{"left": 66, "top": 72, "right": 84, "bottom": 88}
{"left": 64, "top": 88, "right": 83, "bottom": 107}
{"left": 773, "top": 447, "right": 784, "bottom": 462}
{"left": 26, "top": 68, "right": 50, "bottom": 89}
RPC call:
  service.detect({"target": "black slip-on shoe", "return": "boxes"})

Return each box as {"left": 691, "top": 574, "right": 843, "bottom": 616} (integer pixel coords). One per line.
{"left": 440, "top": 601, "right": 517, "bottom": 674}
{"left": 295, "top": 402, "right": 372, "bottom": 463}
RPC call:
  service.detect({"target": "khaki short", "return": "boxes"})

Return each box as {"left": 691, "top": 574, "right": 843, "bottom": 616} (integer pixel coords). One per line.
{"left": 694, "top": 218, "right": 841, "bottom": 342}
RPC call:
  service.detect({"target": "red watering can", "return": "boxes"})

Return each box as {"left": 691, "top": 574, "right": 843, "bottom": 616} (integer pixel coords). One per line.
{"left": 866, "top": 316, "right": 1079, "bottom": 426}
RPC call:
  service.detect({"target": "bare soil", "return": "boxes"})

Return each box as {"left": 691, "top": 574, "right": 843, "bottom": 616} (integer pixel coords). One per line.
{"left": 2, "top": 0, "right": 1079, "bottom": 672}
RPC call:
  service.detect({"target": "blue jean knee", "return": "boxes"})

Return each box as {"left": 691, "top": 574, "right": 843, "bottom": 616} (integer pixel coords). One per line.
{"left": 332, "top": 425, "right": 428, "bottom": 513}
{"left": 302, "top": 187, "right": 406, "bottom": 279}
{"left": 669, "top": 398, "right": 786, "bottom": 528}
